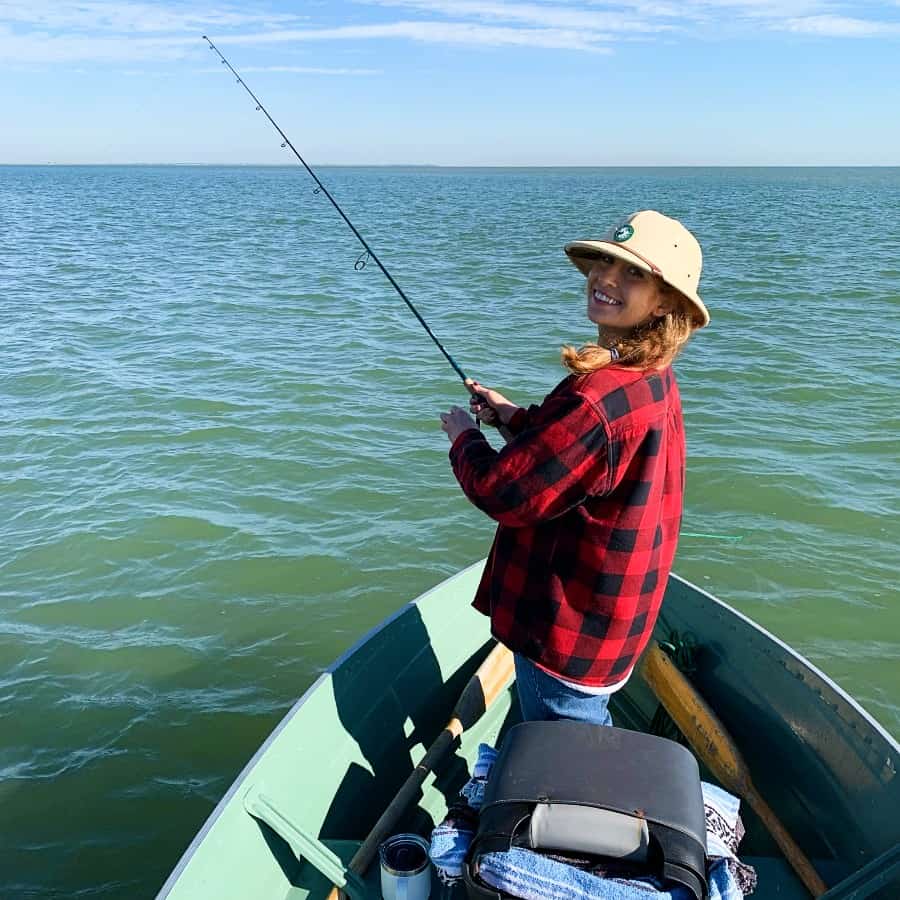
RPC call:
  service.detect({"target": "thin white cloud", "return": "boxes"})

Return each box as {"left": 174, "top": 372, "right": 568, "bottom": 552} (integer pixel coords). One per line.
{"left": 199, "top": 64, "right": 383, "bottom": 75}
{"left": 0, "top": 1, "right": 304, "bottom": 33}
{"left": 1, "top": 0, "right": 897, "bottom": 67}
{"left": 681, "top": 0, "right": 822, "bottom": 11}
{"left": 583, "top": 0, "right": 894, "bottom": 28}
{"left": 0, "top": 1, "right": 308, "bottom": 63}
{"left": 783, "top": 14, "right": 900, "bottom": 36}
{"left": 215, "top": 21, "right": 611, "bottom": 52}
{"left": 361, "top": 0, "right": 674, "bottom": 34}
{"left": 0, "top": 25, "right": 197, "bottom": 63}
{"left": 363, "top": 0, "right": 900, "bottom": 38}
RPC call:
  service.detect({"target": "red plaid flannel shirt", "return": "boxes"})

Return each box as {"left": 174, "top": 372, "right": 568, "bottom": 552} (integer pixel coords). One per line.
{"left": 449, "top": 365, "right": 685, "bottom": 687}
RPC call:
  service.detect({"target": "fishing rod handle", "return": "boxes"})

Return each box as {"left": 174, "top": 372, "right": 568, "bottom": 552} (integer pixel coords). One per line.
{"left": 465, "top": 381, "right": 516, "bottom": 444}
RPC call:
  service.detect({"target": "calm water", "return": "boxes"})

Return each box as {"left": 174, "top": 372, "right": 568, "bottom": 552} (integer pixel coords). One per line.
{"left": 1, "top": 166, "right": 898, "bottom": 898}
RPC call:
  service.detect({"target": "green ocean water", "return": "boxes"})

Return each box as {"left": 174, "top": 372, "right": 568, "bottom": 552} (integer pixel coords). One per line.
{"left": 1, "top": 165, "right": 898, "bottom": 898}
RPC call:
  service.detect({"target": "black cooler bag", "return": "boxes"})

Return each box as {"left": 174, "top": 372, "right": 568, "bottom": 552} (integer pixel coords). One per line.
{"left": 464, "top": 721, "right": 708, "bottom": 900}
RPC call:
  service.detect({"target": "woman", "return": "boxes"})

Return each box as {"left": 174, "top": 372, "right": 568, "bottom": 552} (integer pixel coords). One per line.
{"left": 439, "top": 210, "right": 709, "bottom": 725}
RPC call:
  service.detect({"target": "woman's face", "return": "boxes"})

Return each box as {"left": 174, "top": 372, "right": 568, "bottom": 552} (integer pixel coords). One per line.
{"left": 585, "top": 251, "right": 674, "bottom": 337}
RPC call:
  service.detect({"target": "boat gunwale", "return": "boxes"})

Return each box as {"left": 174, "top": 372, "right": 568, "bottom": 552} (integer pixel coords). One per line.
{"left": 666, "top": 573, "right": 899, "bottom": 753}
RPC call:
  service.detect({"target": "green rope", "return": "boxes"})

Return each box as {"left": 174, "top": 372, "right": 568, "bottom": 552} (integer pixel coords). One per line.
{"left": 649, "top": 626, "right": 700, "bottom": 745}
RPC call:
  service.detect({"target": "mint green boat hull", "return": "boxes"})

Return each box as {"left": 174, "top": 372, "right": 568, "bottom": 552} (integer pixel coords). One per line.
{"left": 157, "top": 564, "right": 899, "bottom": 900}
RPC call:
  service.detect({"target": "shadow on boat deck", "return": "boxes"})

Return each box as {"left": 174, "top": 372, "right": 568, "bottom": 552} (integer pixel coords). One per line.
{"left": 319, "top": 604, "right": 508, "bottom": 845}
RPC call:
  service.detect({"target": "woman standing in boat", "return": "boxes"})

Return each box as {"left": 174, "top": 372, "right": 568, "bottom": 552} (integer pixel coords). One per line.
{"left": 439, "top": 210, "right": 709, "bottom": 726}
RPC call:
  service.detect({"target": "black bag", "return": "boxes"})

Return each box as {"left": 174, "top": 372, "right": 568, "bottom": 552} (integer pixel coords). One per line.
{"left": 463, "top": 721, "right": 708, "bottom": 900}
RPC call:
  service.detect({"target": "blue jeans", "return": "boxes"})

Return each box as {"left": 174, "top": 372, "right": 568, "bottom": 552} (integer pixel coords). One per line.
{"left": 514, "top": 654, "right": 613, "bottom": 726}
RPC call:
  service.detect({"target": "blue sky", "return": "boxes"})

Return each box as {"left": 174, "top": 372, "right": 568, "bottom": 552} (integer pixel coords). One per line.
{"left": 2, "top": 0, "right": 899, "bottom": 164}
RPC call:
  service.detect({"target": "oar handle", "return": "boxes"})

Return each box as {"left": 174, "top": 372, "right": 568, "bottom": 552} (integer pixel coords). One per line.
{"left": 326, "top": 642, "right": 515, "bottom": 900}
{"left": 640, "top": 642, "right": 828, "bottom": 897}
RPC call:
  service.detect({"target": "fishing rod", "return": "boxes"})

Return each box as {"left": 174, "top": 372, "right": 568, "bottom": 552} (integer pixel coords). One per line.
{"left": 202, "top": 35, "right": 472, "bottom": 387}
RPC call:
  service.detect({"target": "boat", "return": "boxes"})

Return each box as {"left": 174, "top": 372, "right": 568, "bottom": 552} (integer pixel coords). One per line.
{"left": 156, "top": 562, "right": 900, "bottom": 899}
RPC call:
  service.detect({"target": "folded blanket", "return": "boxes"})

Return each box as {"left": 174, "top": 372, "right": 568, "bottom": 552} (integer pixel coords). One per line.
{"left": 702, "top": 783, "right": 757, "bottom": 895}
{"left": 478, "top": 847, "right": 693, "bottom": 900}
{"left": 461, "top": 742, "right": 498, "bottom": 811}
{"left": 429, "top": 743, "right": 497, "bottom": 884}
{"left": 478, "top": 851, "right": 743, "bottom": 900}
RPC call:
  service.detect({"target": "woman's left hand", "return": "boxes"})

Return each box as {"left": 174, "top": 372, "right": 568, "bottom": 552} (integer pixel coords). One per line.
{"left": 440, "top": 405, "right": 478, "bottom": 443}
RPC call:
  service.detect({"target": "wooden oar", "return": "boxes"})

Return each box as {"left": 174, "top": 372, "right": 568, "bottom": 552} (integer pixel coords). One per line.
{"left": 640, "top": 641, "right": 828, "bottom": 897}
{"left": 326, "top": 641, "right": 515, "bottom": 900}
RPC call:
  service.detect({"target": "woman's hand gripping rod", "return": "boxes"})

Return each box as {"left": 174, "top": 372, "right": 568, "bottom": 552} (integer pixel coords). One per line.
{"left": 467, "top": 380, "right": 517, "bottom": 442}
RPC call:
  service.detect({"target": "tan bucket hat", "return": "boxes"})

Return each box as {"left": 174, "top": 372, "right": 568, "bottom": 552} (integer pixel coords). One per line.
{"left": 565, "top": 210, "right": 709, "bottom": 328}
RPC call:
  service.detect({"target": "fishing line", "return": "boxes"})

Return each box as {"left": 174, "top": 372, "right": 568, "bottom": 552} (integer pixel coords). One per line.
{"left": 202, "top": 35, "right": 470, "bottom": 384}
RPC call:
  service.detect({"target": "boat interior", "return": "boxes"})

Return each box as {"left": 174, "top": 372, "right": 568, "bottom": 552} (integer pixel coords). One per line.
{"left": 158, "top": 567, "right": 900, "bottom": 900}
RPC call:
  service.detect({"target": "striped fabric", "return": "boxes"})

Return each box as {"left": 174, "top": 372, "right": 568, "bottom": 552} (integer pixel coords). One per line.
{"left": 449, "top": 365, "right": 685, "bottom": 687}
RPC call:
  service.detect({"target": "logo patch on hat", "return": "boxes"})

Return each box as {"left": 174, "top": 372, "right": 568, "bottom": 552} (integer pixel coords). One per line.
{"left": 613, "top": 224, "right": 634, "bottom": 242}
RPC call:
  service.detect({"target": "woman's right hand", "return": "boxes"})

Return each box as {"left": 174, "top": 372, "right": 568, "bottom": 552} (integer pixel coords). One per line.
{"left": 465, "top": 379, "right": 520, "bottom": 427}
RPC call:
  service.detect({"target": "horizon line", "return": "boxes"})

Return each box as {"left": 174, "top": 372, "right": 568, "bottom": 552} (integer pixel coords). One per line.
{"left": 2, "top": 162, "right": 899, "bottom": 168}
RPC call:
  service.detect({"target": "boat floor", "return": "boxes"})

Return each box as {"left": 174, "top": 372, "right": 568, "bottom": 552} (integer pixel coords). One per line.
{"left": 290, "top": 841, "right": 811, "bottom": 900}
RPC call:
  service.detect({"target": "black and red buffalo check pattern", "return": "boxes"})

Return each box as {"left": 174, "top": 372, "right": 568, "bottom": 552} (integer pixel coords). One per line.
{"left": 449, "top": 365, "right": 685, "bottom": 687}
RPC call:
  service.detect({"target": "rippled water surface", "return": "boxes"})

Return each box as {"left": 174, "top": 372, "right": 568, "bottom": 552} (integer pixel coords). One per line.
{"left": 2, "top": 166, "right": 898, "bottom": 898}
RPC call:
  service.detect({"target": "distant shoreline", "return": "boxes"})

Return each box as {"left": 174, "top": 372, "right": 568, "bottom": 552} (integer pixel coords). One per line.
{"left": 2, "top": 163, "right": 898, "bottom": 169}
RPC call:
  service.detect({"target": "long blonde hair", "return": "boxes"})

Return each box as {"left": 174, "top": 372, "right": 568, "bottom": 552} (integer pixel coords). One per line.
{"left": 561, "top": 285, "right": 697, "bottom": 375}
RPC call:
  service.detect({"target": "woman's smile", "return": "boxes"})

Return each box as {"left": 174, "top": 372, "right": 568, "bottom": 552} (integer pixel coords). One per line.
{"left": 590, "top": 288, "right": 622, "bottom": 307}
